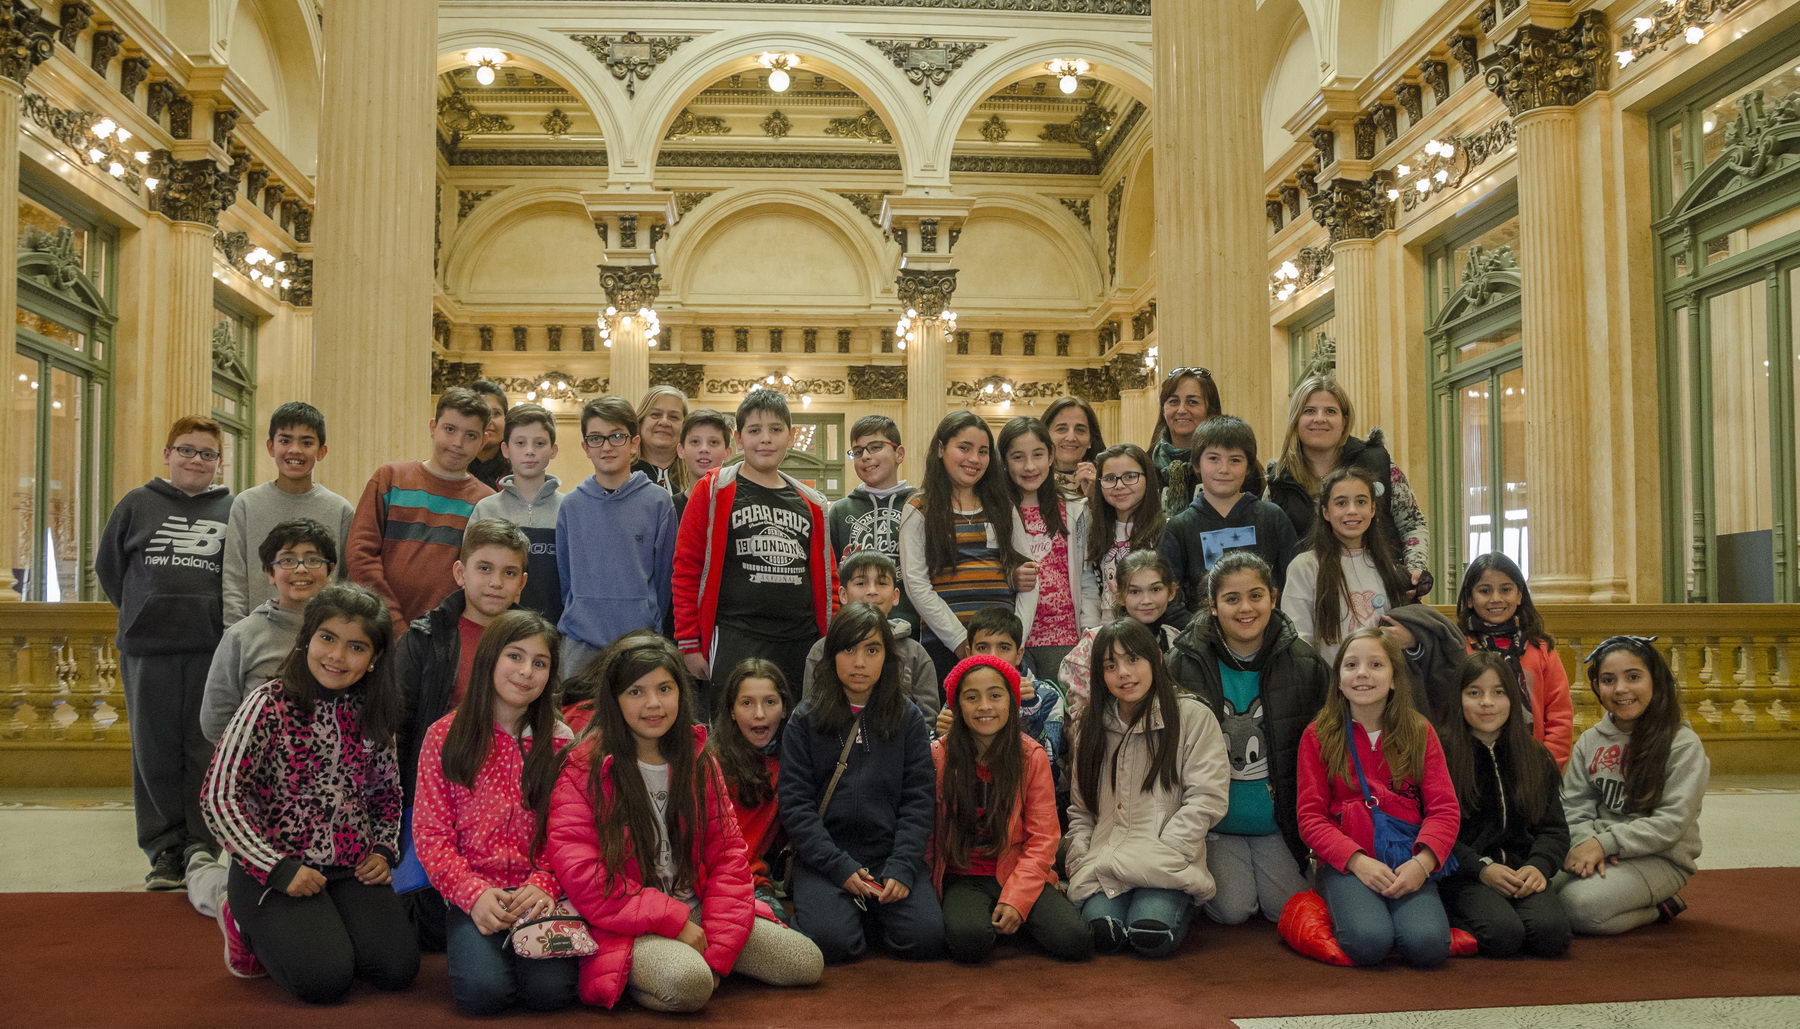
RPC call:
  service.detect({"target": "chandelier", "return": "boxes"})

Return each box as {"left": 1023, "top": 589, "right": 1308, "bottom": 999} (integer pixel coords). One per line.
{"left": 88, "top": 117, "right": 155, "bottom": 189}
{"left": 1616, "top": 1, "right": 1750, "bottom": 68}
{"left": 1046, "top": 58, "right": 1090, "bottom": 95}
{"left": 598, "top": 305, "right": 661, "bottom": 349}
{"left": 758, "top": 52, "right": 801, "bottom": 92}
{"left": 755, "top": 371, "right": 817, "bottom": 407}
{"left": 893, "top": 306, "right": 957, "bottom": 351}
{"left": 465, "top": 48, "right": 507, "bottom": 86}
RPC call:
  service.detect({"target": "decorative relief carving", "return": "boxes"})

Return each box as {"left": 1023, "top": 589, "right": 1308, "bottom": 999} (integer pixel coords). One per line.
{"left": 836, "top": 192, "right": 887, "bottom": 228}
{"left": 1097, "top": 320, "right": 1120, "bottom": 351}
{"left": 447, "top": 147, "right": 610, "bottom": 167}
{"left": 1448, "top": 35, "right": 1479, "bottom": 82}
{"left": 1267, "top": 199, "right": 1284, "bottom": 232}
{"left": 88, "top": 27, "right": 119, "bottom": 75}
{"left": 1309, "top": 127, "right": 1336, "bottom": 168}
{"left": 457, "top": 188, "right": 501, "bottom": 219}
{"left": 919, "top": 218, "right": 938, "bottom": 253}
{"left": 493, "top": 372, "right": 606, "bottom": 397}
{"left": 167, "top": 93, "right": 191, "bottom": 137}
{"left": 837, "top": 328, "right": 853, "bottom": 354}
{"left": 1066, "top": 367, "right": 1117, "bottom": 402}
{"left": 896, "top": 268, "right": 958, "bottom": 318}
{"left": 666, "top": 106, "right": 730, "bottom": 139}
{"left": 439, "top": 92, "right": 514, "bottom": 134}
{"left": 1279, "top": 184, "right": 1301, "bottom": 219}
{"left": 541, "top": 107, "right": 572, "bottom": 137}
{"left": 1353, "top": 117, "right": 1377, "bottom": 160}
{"left": 618, "top": 213, "right": 638, "bottom": 249}
{"left": 803, "top": 328, "right": 818, "bottom": 353}
{"left": 433, "top": 311, "right": 451, "bottom": 347}
{"left": 1396, "top": 82, "right": 1423, "bottom": 123}
{"left": 675, "top": 191, "right": 715, "bottom": 216}
{"left": 761, "top": 109, "right": 791, "bottom": 139}
{"left": 24, "top": 225, "right": 81, "bottom": 291}
{"left": 20, "top": 91, "right": 140, "bottom": 189}
{"left": 118, "top": 54, "right": 148, "bottom": 97}
{"left": 599, "top": 265, "right": 660, "bottom": 311}
{"left": 1483, "top": 11, "right": 1608, "bottom": 116}
{"left": 1455, "top": 244, "right": 1519, "bottom": 307}
{"left": 979, "top": 113, "right": 1009, "bottom": 142}
{"left": 609, "top": 0, "right": 1145, "bottom": 10}
{"left": 1295, "top": 243, "right": 1334, "bottom": 288}
{"left": 1023, "top": 330, "right": 1038, "bottom": 356}
{"left": 769, "top": 328, "right": 784, "bottom": 352}
{"left": 662, "top": 148, "right": 900, "bottom": 171}
{"left": 1053, "top": 332, "right": 1069, "bottom": 357}
{"left": 1373, "top": 104, "right": 1398, "bottom": 147}
{"left": 581, "top": 325, "right": 596, "bottom": 351}
{"left": 1131, "top": 300, "right": 1157, "bottom": 340}
{"left": 824, "top": 109, "right": 892, "bottom": 144}
{"left": 152, "top": 152, "right": 234, "bottom": 226}
{"left": 479, "top": 325, "right": 494, "bottom": 351}
{"left": 650, "top": 363, "right": 704, "bottom": 398}
{"left": 708, "top": 375, "right": 845, "bottom": 397}
{"left": 1105, "top": 178, "right": 1124, "bottom": 283}
{"left": 1059, "top": 197, "right": 1091, "bottom": 227}
{"left": 1309, "top": 175, "right": 1390, "bottom": 243}
{"left": 949, "top": 153, "right": 1099, "bottom": 176}
{"left": 1107, "top": 351, "right": 1153, "bottom": 392}
{"left": 213, "top": 108, "right": 237, "bottom": 147}
{"left": 1039, "top": 101, "right": 1114, "bottom": 157}
{"left": 1421, "top": 58, "right": 1451, "bottom": 103}
{"left": 1477, "top": 2, "right": 1497, "bottom": 34}
{"left": 286, "top": 256, "right": 312, "bottom": 306}
{"left": 848, "top": 365, "right": 906, "bottom": 400}
{"left": 432, "top": 352, "right": 485, "bottom": 394}
{"left": 512, "top": 326, "right": 528, "bottom": 351}
{"left": 147, "top": 79, "right": 172, "bottom": 120}
{"left": 734, "top": 327, "right": 749, "bottom": 352}
{"left": 567, "top": 31, "right": 694, "bottom": 98}
{"left": 866, "top": 36, "right": 987, "bottom": 104}
{"left": 988, "top": 330, "right": 1004, "bottom": 355}
{"left": 261, "top": 182, "right": 284, "bottom": 218}
{"left": 56, "top": 2, "right": 88, "bottom": 50}
{"left": 947, "top": 379, "right": 1064, "bottom": 402}
{"left": 1296, "top": 166, "right": 1319, "bottom": 196}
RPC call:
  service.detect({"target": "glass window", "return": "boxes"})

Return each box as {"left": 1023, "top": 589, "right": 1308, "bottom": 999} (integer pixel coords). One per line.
{"left": 1698, "top": 64, "right": 1800, "bottom": 170}
{"left": 10, "top": 352, "right": 37, "bottom": 599}
{"left": 1287, "top": 300, "right": 1336, "bottom": 388}
{"left": 211, "top": 307, "right": 257, "bottom": 492}
{"left": 1450, "top": 216, "right": 1522, "bottom": 288}
{"left": 1457, "top": 380, "right": 1491, "bottom": 560}
{"left": 16, "top": 306, "right": 88, "bottom": 354}
{"left": 1456, "top": 325, "right": 1519, "bottom": 365}
{"left": 17, "top": 195, "right": 85, "bottom": 263}
{"left": 46, "top": 367, "right": 84, "bottom": 602}
{"left": 1497, "top": 365, "right": 1528, "bottom": 578}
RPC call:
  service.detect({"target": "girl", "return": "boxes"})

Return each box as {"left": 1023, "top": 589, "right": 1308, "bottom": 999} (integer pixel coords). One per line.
{"left": 707, "top": 657, "right": 791, "bottom": 911}
{"left": 1001, "top": 415, "right": 1095, "bottom": 679}
{"left": 1065, "top": 618, "right": 1229, "bottom": 958}
{"left": 1555, "top": 636, "right": 1709, "bottom": 935}
{"left": 1296, "top": 628, "right": 1460, "bottom": 968}
{"left": 202, "top": 583, "right": 418, "bottom": 1003}
{"left": 414, "top": 611, "right": 578, "bottom": 1015}
{"left": 1083, "top": 443, "right": 1166, "bottom": 626}
{"left": 1265, "top": 374, "right": 1431, "bottom": 597}
{"left": 544, "top": 634, "right": 822, "bottom": 1012}
{"left": 1280, "top": 466, "right": 1411, "bottom": 665}
{"left": 778, "top": 603, "right": 945, "bottom": 963}
{"left": 1164, "top": 553, "right": 1329, "bottom": 925}
{"left": 1043, "top": 395, "right": 1106, "bottom": 499}
{"left": 1060, "top": 550, "right": 1184, "bottom": 714}
{"left": 932, "top": 655, "right": 1091, "bottom": 963}
{"left": 1439, "top": 653, "right": 1571, "bottom": 958}
{"left": 898, "top": 410, "right": 1017, "bottom": 678}
{"left": 632, "top": 385, "right": 689, "bottom": 493}
{"left": 1456, "top": 553, "right": 1574, "bottom": 768}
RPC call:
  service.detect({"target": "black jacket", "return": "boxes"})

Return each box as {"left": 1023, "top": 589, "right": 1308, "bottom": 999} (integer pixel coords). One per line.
{"left": 94, "top": 478, "right": 233, "bottom": 656}
{"left": 1444, "top": 737, "right": 1569, "bottom": 884}
{"left": 1265, "top": 429, "right": 1403, "bottom": 554}
{"left": 777, "top": 699, "right": 935, "bottom": 890}
{"left": 393, "top": 591, "right": 521, "bottom": 804}
{"left": 1164, "top": 610, "right": 1328, "bottom": 872}
{"left": 1385, "top": 602, "right": 1466, "bottom": 724}
{"left": 1158, "top": 491, "right": 1300, "bottom": 607}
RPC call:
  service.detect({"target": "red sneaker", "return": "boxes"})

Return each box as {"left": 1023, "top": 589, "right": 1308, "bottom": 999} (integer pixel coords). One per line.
{"left": 217, "top": 900, "right": 266, "bottom": 979}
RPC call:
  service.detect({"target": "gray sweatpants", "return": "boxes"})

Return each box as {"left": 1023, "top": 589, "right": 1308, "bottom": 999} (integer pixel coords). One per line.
{"left": 1202, "top": 832, "right": 1311, "bottom": 925}
{"left": 121, "top": 651, "right": 216, "bottom": 861}
{"left": 1553, "top": 854, "right": 1689, "bottom": 935}
{"left": 627, "top": 917, "right": 823, "bottom": 1012}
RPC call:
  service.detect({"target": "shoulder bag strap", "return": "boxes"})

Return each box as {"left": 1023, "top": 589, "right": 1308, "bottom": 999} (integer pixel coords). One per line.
{"left": 817, "top": 713, "right": 863, "bottom": 817}
{"left": 1346, "top": 728, "right": 1379, "bottom": 810}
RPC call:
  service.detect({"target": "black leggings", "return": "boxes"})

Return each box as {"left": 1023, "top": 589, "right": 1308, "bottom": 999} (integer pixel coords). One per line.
{"left": 228, "top": 863, "right": 419, "bottom": 1004}
{"left": 941, "top": 874, "right": 1093, "bottom": 963}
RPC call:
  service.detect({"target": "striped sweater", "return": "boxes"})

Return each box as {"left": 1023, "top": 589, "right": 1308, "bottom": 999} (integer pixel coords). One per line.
{"left": 898, "top": 499, "right": 1013, "bottom": 651}
{"left": 347, "top": 461, "right": 494, "bottom": 629}
{"left": 201, "top": 680, "right": 402, "bottom": 890}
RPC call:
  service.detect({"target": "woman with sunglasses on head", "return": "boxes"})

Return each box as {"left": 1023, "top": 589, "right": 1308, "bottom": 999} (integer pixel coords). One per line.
{"left": 1150, "top": 369, "right": 1260, "bottom": 518}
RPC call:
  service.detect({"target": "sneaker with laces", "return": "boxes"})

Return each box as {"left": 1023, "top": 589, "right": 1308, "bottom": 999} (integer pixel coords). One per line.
{"left": 144, "top": 850, "right": 184, "bottom": 891}
{"left": 217, "top": 900, "right": 266, "bottom": 978}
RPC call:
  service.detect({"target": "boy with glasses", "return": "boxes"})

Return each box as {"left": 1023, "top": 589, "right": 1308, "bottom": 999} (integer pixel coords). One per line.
{"left": 221, "top": 402, "right": 354, "bottom": 625}
{"left": 97, "top": 415, "right": 235, "bottom": 891}
{"left": 828, "top": 414, "right": 918, "bottom": 635}
{"left": 555, "top": 395, "right": 677, "bottom": 678}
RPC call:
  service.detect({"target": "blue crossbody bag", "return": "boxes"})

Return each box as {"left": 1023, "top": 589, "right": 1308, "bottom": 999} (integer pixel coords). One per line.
{"left": 1347, "top": 735, "right": 1458, "bottom": 881}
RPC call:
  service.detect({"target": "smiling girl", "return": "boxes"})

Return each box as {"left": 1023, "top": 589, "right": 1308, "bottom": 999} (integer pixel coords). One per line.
{"left": 1083, "top": 444, "right": 1167, "bottom": 624}
{"left": 202, "top": 583, "right": 417, "bottom": 1002}
{"left": 1555, "top": 637, "right": 1709, "bottom": 935}
{"left": 1280, "top": 466, "right": 1412, "bottom": 665}
{"left": 1060, "top": 550, "right": 1184, "bottom": 715}
{"left": 708, "top": 658, "right": 792, "bottom": 911}
{"left": 1001, "top": 416, "right": 1095, "bottom": 679}
{"left": 1455, "top": 553, "right": 1574, "bottom": 768}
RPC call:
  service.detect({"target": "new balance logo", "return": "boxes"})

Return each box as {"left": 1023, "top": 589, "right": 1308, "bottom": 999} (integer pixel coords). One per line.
{"left": 146, "top": 517, "right": 227, "bottom": 557}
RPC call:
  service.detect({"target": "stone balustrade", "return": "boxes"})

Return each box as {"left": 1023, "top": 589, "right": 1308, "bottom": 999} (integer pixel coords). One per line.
{"left": 0, "top": 604, "right": 129, "bottom": 786}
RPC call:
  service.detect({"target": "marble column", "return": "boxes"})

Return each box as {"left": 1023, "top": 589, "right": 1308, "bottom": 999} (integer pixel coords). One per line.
{"left": 897, "top": 268, "right": 958, "bottom": 484}
{"left": 598, "top": 265, "right": 661, "bottom": 405}
{"left": 1153, "top": 0, "right": 1268, "bottom": 431}
{"left": 312, "top": 0, "right": 436, "bottom": 496}
{"left": 1307, "top": 176, "right": 1388, "bottom": 407}
{"left": 1485, "top": 10, "right": 1609, "bottom": 603}
{"left": 1117, "top": 385, "right": 1157, "bottom": 450}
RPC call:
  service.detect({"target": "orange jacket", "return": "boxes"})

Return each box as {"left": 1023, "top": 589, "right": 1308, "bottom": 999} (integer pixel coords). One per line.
{"left": 928, "top": 734, "right": 1060, "bottom": 917}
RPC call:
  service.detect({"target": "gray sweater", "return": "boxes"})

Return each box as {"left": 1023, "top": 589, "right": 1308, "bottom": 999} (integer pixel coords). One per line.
{"left": 802, "top": 617, "right": 941, "bottom": 717}
{"left": 1561, "top": 715, "right": 1710, "bottom": 875}
{"left": 223, "top": 481, "right": 355, "bottom": 624}
{"left": 201, "top": 599, "right": 303, "bottom": 742}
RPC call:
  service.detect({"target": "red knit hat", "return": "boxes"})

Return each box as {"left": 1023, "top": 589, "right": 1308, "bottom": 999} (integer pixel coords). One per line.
{"left": 943, "top": 654, "right": 1022, "bottom": 707}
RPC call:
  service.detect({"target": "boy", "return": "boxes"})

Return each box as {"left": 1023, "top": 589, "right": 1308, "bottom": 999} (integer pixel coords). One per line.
{"left": 346, "top": 386, "right": 495, "bottom": 631}
{"left": 673, "top": 408, "right": 733, "bottom": 522}
{"left": 222, "top": 402, "right": 354, "bottom": 624}
{"left": 201, "top": 518, "right": 336, "bottom": 743}
{"left": 1158, "top": 415, "right": 1298, "bottom": 606}
{"left": 95, "top": 415, "right": 234, "bottom": 891}
{"left": 390, "top": 518, "right": 532, "bottom": 951}
{"left": 466, "top": 378, "right": 512, "bottom": 490}
{"left": 471, "top": 403, "right": 564, "bottom": 624}
{"left": 801, "top": 552, "right": 937, "bottom": 716}
{"left": 556, "top": 396, "right": 677, "bottom": 679}
{"left": 674, "top": 389, "right": 835, "bottom": 713}
{"left": 934, "top": 607, "right": 1065, "bottom": 796}
{"left": 828, "top": 415, "right": 917, "bottom": 634}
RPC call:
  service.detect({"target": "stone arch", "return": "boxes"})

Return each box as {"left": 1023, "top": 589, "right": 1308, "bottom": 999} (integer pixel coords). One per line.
{"left": 229, "top": 1, "right": 321, "bottom": 172}
{"left": 437, "top": 29, "right": 627, "bottom": 172}
{"left": 656, "top": 187, "right": 895, "bottom": 308}
{"left": 1114, "top": 146, "right": 1156, "bottom": 291}
{"left": 952, "top": 193, "right": 1102, "bottom": 311}
{"left": 628, "top": 30, "right": 923, "bottom": 186}
{"left": 1262, "top": 2, "right": 1321, "bottom": 165}
{"left": 924, "top": 38, "right": 1153, "bottom": 187}
{"left": 441, "top": 187, "right": 603, "bottom": 303}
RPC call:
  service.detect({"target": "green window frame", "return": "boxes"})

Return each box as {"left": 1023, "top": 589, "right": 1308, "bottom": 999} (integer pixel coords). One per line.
{"left": 211, "top": 305, "right": 257, "bottom": 494}
{"left": 1652, "top": 41, "right": 1800, "bottom": 602}
{"left": 1286, "top": 298, "right": 1336, "bottom": 389}
{"left": 1425, "top": 198, "right": 1525, "bottom": 591}
{"left": 721, "top": 410, "right": 845, "bottom": 500}
{"left": 13, "top": 181, "right": 116, "bottom": 602}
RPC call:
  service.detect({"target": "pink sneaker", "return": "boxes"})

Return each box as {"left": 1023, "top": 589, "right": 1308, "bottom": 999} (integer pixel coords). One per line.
{"left": 217, "top": 900, "right": 266, "bottom": 979}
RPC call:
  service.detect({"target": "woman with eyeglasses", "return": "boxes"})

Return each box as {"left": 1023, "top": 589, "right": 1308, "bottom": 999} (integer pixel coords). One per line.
{"left": 1266, "top": 374, "right": 1433, "bottom": 600}
{"left": 1082, "top": 444, "right": 1169, "bottom": 626}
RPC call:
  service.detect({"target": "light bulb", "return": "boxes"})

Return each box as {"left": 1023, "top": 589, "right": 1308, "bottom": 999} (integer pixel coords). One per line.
{"left": 540, "top": 380, "right": 551, "bottom": 390}
{"left": 637, "top": 307, "right": 649, "bottom": 318}
{"left": 802, "top": 395, "right": 812, "bottom": 406}
{"left": 982, "top": 383, "right": 994, "bottom": 394}
{"left": 115, "top": 128, "right": 131, "bottom": 143}
{"left": 620, "top": 316, "right": 633, "bottom": 329}
{"left": 1633, "top": 16, "right": 1654, "bottom": 32}
{"left": 526, "top": 391, "right": 537, "bottom": 401}
{"left": 475, "top": 63, "right": 495, "bottom": 85}
{"left": 279, "top": 278, "right": 290, "bottom": 288}
{"left": 764, "top": 375, "right": 776, "bottom": 384}
{"left": 1439, "top": 143, "right": 1454, "bottom": 158}
{"left": 1417, "top": 178, "right": 1431, "bottom": 193}
{"left": 781, "top": 375, "right": 793, "bottom": 385}
{"left": 275, "top": 261, "right": 287, "bottom": 272}
{"left": 93, "top": 118, "right": 116, "bottom": 139}
{"left": 1002, "top": 383, "right": 1013, "bottom": 393}
{"left": 1387, "top": 188, "right": 1401, "bottom": 201}
{"left": 134, "top": 150, "right": 149, "bottom": 163}
{"left": 768, "top": 68, "right": 790, "bottom": 92}
{"left": 1058, "top": 74, "right": 1078, "bottom": 94}
{"left": 1396, "top": 163, "right": 1411, "bottom": 176}
{"left": 605, "top": 306, "right": 617, "bottom": 317}
{"left": 604, "top": 339, "right": 612, "bottom": 348}
{"left": 1617, "top": 49, "right": 1636, "bottom": 68}
{"left": 1434, "top": 168, "right": 1449, "bottom": 183}
{"left": 145, "top": 176, "right": 159, "bottom": 190}
{"left": 897, "top": 339, "right": 907, "bottom": 350}
{"left": 1685, "top": 24, "right": 1704, "bottom": 44}
{"left": 905, "top": 308, "right": 917, "bottom": 319}
{"left": 88, "top": 147, "right": 105, "bottom": 162}
{"left": 647, "top": 338, "right": 656, "bottom": 348}
{"left": 108, "top": 161, "right": 124, "bottom": 177}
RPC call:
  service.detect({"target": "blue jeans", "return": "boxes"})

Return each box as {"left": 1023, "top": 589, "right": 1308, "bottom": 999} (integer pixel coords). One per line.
{"left": 445, "top": 903, "right": 580, "bottom": 1015}
{"left": 1316, "top": 864, "right": 1449, "bottom": 967}
{"left": 1080, "top": 887, "right": 1192, "bottom": 958}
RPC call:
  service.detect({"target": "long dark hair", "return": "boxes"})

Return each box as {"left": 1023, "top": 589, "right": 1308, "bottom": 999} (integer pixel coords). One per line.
{"left": 583, "top": 632, "right": 720, "bottom": 895}
{"left": 1086, "top": 442, "right": 1164, "bottom": 566}
{"left": 1073, "top": 618, "right": 1184, "bottom": 808}
{"left": 1152, "top": 368, "right": 1222, "bottom": 447}
{"left": 1455, "top": 552, "right": 1554, "bottom": 647}
{"left": 1307, "top": 466, "right": 1409, "bottom": 646}
{"left": 1043, "top": 395, "right": 1105, "bottom": 467}
{"left": 998, "top": 415, "right": 1067, "bottom": 538}
{"left": 808, "top": 603, "right": 907, "bottom": 739}
{"left": 1442, "top": 652, "right": 1556, "bottom": 823}
{"left": 706, "top": 657, "right": 787, "bottom": 810}
{"left": 441, "top": 611, "right": 563, "bottom": 811}
{"left": 278, "top": 583, "right": 399, "bottom": 746}
{"left": 938, "top": 665, "right": 1024, "bottom": 871}
{"left": 1585, "top": 636, "right": 1682, "bottom": 814}
{"left": 918, "top": 410, "right": 1015, "bottom": 577}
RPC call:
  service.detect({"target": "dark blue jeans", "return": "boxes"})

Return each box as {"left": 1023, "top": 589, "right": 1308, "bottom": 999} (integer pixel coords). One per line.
{"left": 445, "top": 903, "right": 580, "bottom": 1015}
{"left": 1316, "top": 864, "right": 1450, "bottom": 967}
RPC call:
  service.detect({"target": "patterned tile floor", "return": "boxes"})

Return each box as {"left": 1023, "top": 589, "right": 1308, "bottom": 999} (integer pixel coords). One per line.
{"left": 1233, "top": 995, "right": 1800, "bottom": 1029}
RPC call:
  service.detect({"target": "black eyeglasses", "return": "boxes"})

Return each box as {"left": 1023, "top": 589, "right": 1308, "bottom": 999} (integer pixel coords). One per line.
{"left": 847, "top": 441, "right": 895, "bottom": 460}
{"left": 1581, "top": 635, "right": 1659, "bottom": 663}
{"left": 582, "top": 431, "right": 633, "bottom": 449}
{"left": 169, "top": 444, "right": 222, "bottom": 462}
{"left": 273, "top": 556, "right": 332, "bottom": 571}
{"left": 1099, "top": 471, "right": 1145, "bottom": 488}
{"left": 1165, "top": 366, "right": 1213, "bottom": 380}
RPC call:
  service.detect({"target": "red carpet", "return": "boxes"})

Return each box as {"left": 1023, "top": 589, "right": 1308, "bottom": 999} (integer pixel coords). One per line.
{"left": 10, "top": 868, "right": 1796, "bottom": 1027}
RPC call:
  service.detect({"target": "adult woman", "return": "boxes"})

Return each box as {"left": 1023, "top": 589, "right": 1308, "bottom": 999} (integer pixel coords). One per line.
{"left": 632, "top": 385, "right": 690, "bottom": 493}
{"left": 1043, "top": 396, "right": 1106, "bottom": 499}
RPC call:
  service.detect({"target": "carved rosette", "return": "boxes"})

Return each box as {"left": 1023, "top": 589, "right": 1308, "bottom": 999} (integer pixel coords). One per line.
{"left": 895, "top": 268, "right": 958, "bottom": 319}
{"left": 598, "top": 265, "right": 662, "bottom": 313}
{"left": 0, "top": 2, "right": 55, "bottom": 84}
{"left": 848, "top": 365, "right": 906, "bottom": 401}
{"left": 1309, "top": 176, "right": 1390, "bottom": 243}
{"left": 1483, "top": 10, "right": 1609, "bottom": 116}
{"left": 649, "top": 362, "right": 705, "bottom": 398}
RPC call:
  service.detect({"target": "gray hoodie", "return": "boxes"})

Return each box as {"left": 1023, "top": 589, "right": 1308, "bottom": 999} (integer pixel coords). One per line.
{"left": 471, "top": 474, "right": 563, "bottom": 623}
{"left": 200, "top": 599, "right": 302, "bottom": 742}
{"left": 1561, "top": 715, "right": 1710, "bottom": 875}
{"left": 802, "top": 616, "right": 940, "bottom": 717}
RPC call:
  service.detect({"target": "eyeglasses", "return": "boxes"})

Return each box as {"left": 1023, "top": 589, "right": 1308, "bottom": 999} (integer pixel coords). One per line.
{"left": 273, "top": 556, "right": 332, "bottom": 571}
{"left": 846, "top": 441, "right": 895, "bottom": 460}
{"left": 582, "top": 431, "right": 633, "bottom": 449}
{"left": 1099, "top": 471, "right": 1145, "bottom": 488}
{"left": 169, "top": 444, "right": 222, "bottom": 462}
{"left": 1581, "top": 635, "right": 1659, "bottom": 663}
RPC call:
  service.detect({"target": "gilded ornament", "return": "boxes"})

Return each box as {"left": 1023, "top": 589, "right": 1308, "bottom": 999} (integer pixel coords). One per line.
{"left": 567, "top": 31, "right": 694, "bottom": 98}
{"left": 666, "top": 107, "right": 730, "bottom": 139}
{"left": 979, "top": 113, "right": 1009, "bottom": 142}
{"left": 1059, "top": 197, "right": 1091, "bottom": 228}
{"left": 824, "top": 109, "right": 892, "bottom": 144}
{"left": 761, "top": 109, "right": 792, "bottom": 140}
{"left": 541, "top": 107, "right": 573, "bottom": 138}
{"left": 866, "top": 36, "right": 987, "bottom": 104}
{"left": 895, "top": 268, "right": 959, "bottom": 319}
{"left": 1482, "top": 10, "right": 1609, "bottom": 116}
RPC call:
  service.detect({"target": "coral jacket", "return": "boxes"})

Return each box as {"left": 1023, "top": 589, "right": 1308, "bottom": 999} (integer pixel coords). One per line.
{"left": 1296, "top": 720, "right": 1461, "bottom": 875}
{"left": 727, "top": 754, "right": 784, "bottom": 892}
{"left": 544, "top": 726, "right": 762, "bottom": 1009}
{"left": 928, "top": 734, "right": 1062, "bottom": 918}
{"left": 1464, "top": 639, "right": 1575, "bottom": 769}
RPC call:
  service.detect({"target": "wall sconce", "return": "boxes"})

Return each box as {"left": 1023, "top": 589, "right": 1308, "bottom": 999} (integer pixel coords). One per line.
{"left": 466, "top": 48, "right": 508, "bottom": 85}
{"left": 1616, "top": 1, "right": 1732, "bottom": 68}
{"left": 757, "top": 371, "right": 814, "bottom": 407}
{"left": 894, "top": 307, "right": 957, "bottom": 351}
{"left": 758, "top": 52, "right": 801, "bottom": 92}
{"left": 1046, "top": 58, "right": 1090, "bottom": 95}
{"left": 598, "top": 304, "right": 661, "bottom": 349}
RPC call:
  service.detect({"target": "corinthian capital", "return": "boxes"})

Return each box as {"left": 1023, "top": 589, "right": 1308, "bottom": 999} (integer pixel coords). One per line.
{"left": 0, "top": 2, "right": 55, "bottom": 85}
{"left": 598, "top": 265, "right": 661, "bottom": 312}
{"left": 1308, "top": 175, "right": 1390, "bottom": 243}
{"left": 1483, "top": 9, "right": 1609, "bottom": 116}
{"left": 896, "top": 268, "right": 958, "bottom": 319}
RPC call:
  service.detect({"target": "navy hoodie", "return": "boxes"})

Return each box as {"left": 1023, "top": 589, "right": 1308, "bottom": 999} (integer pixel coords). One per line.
{"left": 1158, "top": 490, "right": 1299, "bottom": 608}
{"left": 555, "top": 471, "right": 677, "bottom": 649}
{"left": 96, "top": 478, "right": 234, "bottom": 656}
{"left": 778, "top": 699, "right": 935, "bottom": 889}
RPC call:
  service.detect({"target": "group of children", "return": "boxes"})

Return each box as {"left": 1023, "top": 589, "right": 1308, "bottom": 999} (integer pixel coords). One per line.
{"left": 92, "top": 368, "right": 1709, "bottom": 1011}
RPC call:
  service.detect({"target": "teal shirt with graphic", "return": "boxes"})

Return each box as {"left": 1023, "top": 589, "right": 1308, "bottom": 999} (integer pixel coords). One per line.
{"left": 1215, "top": 662, "right": 1277, "bottom": 836}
